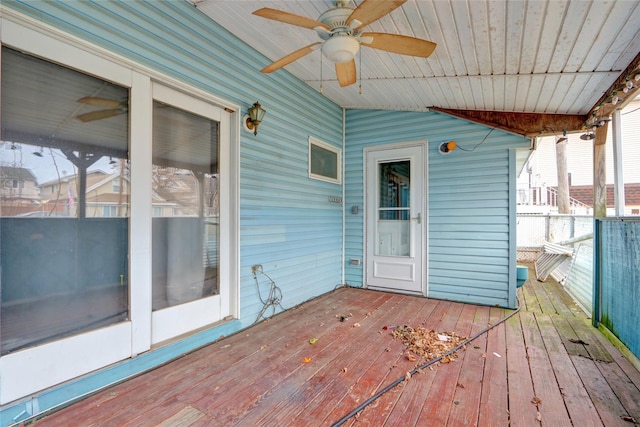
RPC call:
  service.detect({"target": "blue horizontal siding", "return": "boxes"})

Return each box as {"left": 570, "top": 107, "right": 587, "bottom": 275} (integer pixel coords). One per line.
{"left": 2, "top": 0, "right": 343, "bottom": 419}
{"left": 6, "top": 0, "right": 344, "bottom": 321}
{"left": 345, "top": 109, "right": 529, "bottom": 305}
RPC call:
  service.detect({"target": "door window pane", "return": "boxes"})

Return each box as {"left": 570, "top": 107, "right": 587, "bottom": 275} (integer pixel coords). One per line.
{"left": 376, "top": 161, "right": 410, "bottom": 256}
{"left": 152, "top": 102, "right": 219, "bottom": 310}
{"left": 0, "top": 47, "right": 130, "bottom": 355}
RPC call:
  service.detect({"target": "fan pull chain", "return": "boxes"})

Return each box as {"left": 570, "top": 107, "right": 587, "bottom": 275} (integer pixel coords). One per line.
{"left": 320, "top": 53, "right": 324, "bottom": 94}
{"left": 359, "top": 50, "right": 363, "bottom": 95}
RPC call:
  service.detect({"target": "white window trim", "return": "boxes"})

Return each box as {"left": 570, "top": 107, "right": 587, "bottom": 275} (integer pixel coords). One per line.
{"left": 308, "top": 135, "right": 342, "bottom": 184}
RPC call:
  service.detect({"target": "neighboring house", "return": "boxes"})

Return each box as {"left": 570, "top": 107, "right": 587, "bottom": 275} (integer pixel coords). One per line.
{"left": 518, "top": 95, "right": 640, "bottom": 215}
{"left": 569, "top": 183, "right": 640, "bottom": 215}
{"left": 0, "top": 1, "right": 636, "bottom": 424}
{"left": 38, "top": 170, "right": 179, "bottom": 217}
{"left": 0, "top": 166, "right": 39, "bottom": 216}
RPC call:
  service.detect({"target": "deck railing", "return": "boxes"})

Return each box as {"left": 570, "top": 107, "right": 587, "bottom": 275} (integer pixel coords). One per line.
{"left": 517, "top": 184, "right": 592, "bottom": 214}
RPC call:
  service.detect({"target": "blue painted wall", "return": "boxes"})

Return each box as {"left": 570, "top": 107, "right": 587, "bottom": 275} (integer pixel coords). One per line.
{"left": 345, "top": 109, "right": 530, "bottom": 308}
{"left": 1, "top": 0, "right": 342, "bottom": 421}
{"left": 2, "top": 0, "right": 344, "bottom": 324}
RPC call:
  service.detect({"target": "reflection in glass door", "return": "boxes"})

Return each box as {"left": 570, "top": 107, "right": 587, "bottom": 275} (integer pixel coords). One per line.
{"left": 152, "top": 102, "right": 219, "bottom": 310}
{"left": 377, "top": 161, "right": 411, "bottom": 257}
{"left": 0, "top": 46, "right": 130, "bottom": 355}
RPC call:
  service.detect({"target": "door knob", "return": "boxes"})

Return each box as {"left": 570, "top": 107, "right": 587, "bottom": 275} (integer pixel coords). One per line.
{"left": 412, "top": 212, "right": 422, "bottom": 224}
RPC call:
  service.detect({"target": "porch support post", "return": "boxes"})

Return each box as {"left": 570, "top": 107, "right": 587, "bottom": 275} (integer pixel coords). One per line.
{"left": 593, "top": 122, "right": 608, "bottom": 218}
{"left": 555, "top": 138, "right": 570, "bottom": 214}
{"left": 611, "top": 109, "right": 625, "bottom": 216}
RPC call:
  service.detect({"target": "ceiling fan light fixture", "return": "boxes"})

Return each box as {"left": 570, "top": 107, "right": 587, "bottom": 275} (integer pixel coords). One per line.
{"left": 322, "top": 35, "right": 360, "bottom": 63}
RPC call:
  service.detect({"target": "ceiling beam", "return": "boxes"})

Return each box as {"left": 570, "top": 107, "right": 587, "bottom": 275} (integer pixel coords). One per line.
{"left": 429, "top": 107, "right": 587, "bottom": 138}
{"left": 586, "top": 51, "right": 640, "bottom": 123}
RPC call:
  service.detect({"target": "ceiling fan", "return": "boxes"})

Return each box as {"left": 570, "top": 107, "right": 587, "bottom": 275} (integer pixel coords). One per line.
{"left": 253, "top": 0, "right": 437, "bottom": 87}
{"left": 75, "top": 96, "right": 127, "bottom": 122}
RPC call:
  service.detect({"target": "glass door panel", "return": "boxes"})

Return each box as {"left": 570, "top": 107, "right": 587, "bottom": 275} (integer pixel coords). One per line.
{"left": 0, "top": 46, "right": 130, "bottom": 355}
{"left": 376, "top": 160, "right": 411, "bottom": 257}
{"left": 151, "top": 102, "right": 219, "bottom": 311}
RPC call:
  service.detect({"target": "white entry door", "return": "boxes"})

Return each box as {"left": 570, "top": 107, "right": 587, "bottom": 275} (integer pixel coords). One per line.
{"left": 365, "top": 142, "right": 426, "bottom": 295}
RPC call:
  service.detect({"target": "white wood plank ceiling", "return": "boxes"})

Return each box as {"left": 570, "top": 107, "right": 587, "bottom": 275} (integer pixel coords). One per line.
{"left": 193, "top": 0, "right": 640, "bottom": 116}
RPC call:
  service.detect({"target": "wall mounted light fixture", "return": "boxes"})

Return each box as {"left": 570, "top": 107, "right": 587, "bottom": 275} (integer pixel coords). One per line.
{"left": 244, "top": 101, "right": 266, "bottom": 136}
{"left": 438, "top": 141, "right": 457, "bottom": 155}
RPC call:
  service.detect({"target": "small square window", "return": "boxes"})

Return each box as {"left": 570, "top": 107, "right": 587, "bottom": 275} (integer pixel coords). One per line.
{"left": 308, "top": 136, "right": 341, "bottom": 184}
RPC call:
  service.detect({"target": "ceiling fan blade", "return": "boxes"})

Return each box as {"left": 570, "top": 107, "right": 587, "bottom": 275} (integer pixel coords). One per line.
{"left": 253, "top": 8, "right": 329, "bottom": 30}
{"left": 76, "top": 109, "right": 124, "bottom": 123}
{"left": 361, "top": 33, "right": 437, "bottom": 58}
{"left": 77, "top": 96, "right": 123, "bottom": 108}
{"left": 346, "top": 0, "right": 407, "bottom": 29}
{"left": 335, "top": 60, "right": 357, "bottom": 87}
{"left": 261, "top": 42, "right": 321, "bottom": 73}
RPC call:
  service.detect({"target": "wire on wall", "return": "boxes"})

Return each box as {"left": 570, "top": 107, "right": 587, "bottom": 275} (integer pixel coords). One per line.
{"left": 456, "top": 127, "right": 496, "bottom": 152}
{"left": 252, "top": 264, "right": 285, "bottom": 324}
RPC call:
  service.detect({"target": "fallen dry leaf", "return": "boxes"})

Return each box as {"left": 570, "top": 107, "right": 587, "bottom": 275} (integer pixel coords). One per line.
{"left": 407, "top": 353, "right": 417, "bottom": 362}
{"left": 353, "top": 322, "right": 361, "bottom": 328}
{"left": 302, "top": 357, "right": 312, "bottom": 363}
{"left": 404, "top": 371, "right": 412, "bottom": 382}
{"left": 536, "top": 412, "right": 542, "bottom": 422}
{"left": 531, "top": 397, "right": 542, "bottom": 404}
{"left": 392, "top": 326, "right": 467, "bottom": 362}
{"left": 621, "top": 415, "right": 637, "bottom": 423}
{"left": 456, "top": 383, "right": 465, "bottom": 389}
{"left": 342, "top": 367, "right": 348, "bottom": 373}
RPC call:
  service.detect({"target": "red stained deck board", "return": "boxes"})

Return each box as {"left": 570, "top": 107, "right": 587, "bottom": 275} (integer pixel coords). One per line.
{"left": 231, "top": 294, "right": 427, "bottom": 426}
{"left": 520, "top": 311, "right": 572, "bottom": 426}
{"left": 326, "top": 299, "right": 452, "bottom": 426}
{"left": 347, "top": 300, "right": 468, "bottom": 426}
{"left": 477, "top": 307, "right": 509, "bottom": 427}
{"left": 286, "top": 296, "right": 434, "bottom": 426}
{"left": 384, "top": 303, "right": 475, "bottom": 427}
{"left": 505, "top": 313, "right": 540, "bottom": 426}
{"left": 312, "top": 300, "right": 441, "bottom": 426}
{"left": 446, "top": 306, "right": 491, "bottom": 426}
{"left": 414, "top": 303, "right": 476, "bottom": 426}
{"left": 190, "top": 290, "right": 392, "bottom": 421}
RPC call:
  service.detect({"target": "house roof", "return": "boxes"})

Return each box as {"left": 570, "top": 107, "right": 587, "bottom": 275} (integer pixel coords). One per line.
{"left": 569, "top": 183, "right": 640, "bottom": 207}
{"left": 0, "top": 166, "right": 36, "bottom": 181}
{"left": 195, "top": 0, "right": 640, "bottom": 137}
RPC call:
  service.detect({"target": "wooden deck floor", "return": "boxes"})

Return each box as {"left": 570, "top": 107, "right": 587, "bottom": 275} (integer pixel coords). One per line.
{"left": 32, "top": 266, "right": 640, "bottom": 426}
